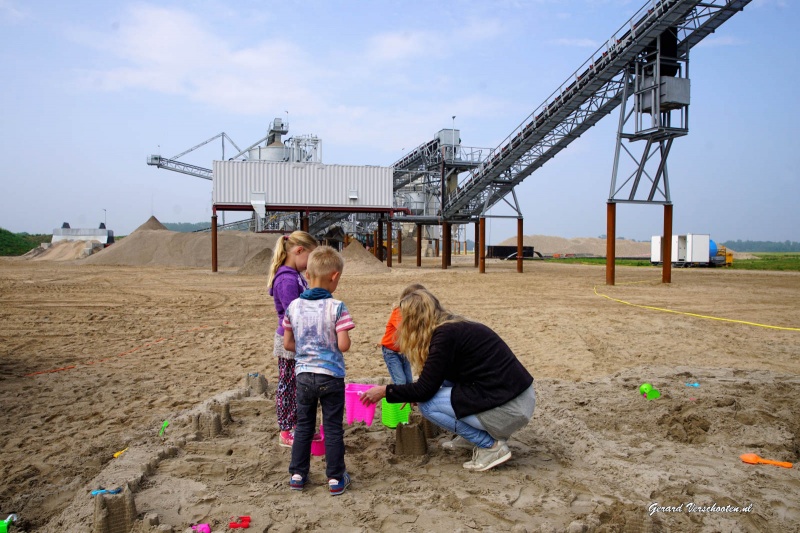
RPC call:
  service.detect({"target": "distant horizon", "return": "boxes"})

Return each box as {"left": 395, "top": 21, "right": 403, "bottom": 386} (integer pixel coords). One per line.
{"left": 4, "top": 221, "right": 798, "bottom": 250}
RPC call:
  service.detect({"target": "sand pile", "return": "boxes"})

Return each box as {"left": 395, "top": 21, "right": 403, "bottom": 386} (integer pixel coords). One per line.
{"left": 400, "top": 233, "right": 418, "bottom": 255}
{"left": 28, "top": 240, "right": 101, "bottom": 261}
{"left": 499, "top": 234, "right": 650, "bottom": 257}
{"left": 342, "top": 240, "right": 390, "bottom": 274}
{"left": 134, "top": 216, "right": 168, "bottom": 232}
{"left": 80, "top": 217, "right": 278, "bottom": 268}
{"left": 84, "top": 230, "right": 276, "bottom": 269}
{"left": 237, "top": 247, "right": 274, "bottom": 275}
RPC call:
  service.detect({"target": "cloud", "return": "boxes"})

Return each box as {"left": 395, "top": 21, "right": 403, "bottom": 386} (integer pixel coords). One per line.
{"left": 549, "top": 37, "right": 599, "bottom": 48}
{"left": 695, "top": 35, "right": 746, "bottom": 48}
{"left": 66, "top": 3, "right": 515, "bottom": 157}
{"left": 366, "top": 30, "right": 441, "bottom": 62}
{"left": 365, "top": 17, "right": 503, "bottom": 63}
{"left": 73, "top": 5, "right": 321, "bottom": 114}
{"left": 752, "top": 0, "right": 788, "bottom": 7}
{"left": 0, "top": 0, "right": 27, "bottom": 22}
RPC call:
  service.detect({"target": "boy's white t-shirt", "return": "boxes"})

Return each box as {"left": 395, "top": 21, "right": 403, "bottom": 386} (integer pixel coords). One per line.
{"left": 283, "top": 297, "right": 354, "bottom": 378}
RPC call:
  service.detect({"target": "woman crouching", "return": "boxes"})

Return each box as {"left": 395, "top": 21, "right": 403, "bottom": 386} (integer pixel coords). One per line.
{"left": 360, "top": 288, "right": 536, "bottom": 471}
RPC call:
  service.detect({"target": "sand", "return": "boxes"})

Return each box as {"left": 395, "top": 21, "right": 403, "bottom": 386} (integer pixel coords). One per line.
{"left": 498, "top": 234, "right": 651, "bottom": 257}
{"left": 1, "top": 230, "right": 798, "bottom": 532}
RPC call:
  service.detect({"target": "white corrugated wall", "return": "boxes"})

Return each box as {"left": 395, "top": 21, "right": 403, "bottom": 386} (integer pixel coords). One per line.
{"left": 212, "top": 161, "right": 393, "bottom": 208}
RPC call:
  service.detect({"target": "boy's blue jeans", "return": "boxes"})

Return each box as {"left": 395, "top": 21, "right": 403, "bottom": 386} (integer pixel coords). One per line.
{"left": 382, "top": 346, "right": 414, "bottom": 384}
{"left": 418, "top": 385, "right": 495, "bottom": 448}
{"left": 289, "top": 372, "right": 346, "bottom": 481}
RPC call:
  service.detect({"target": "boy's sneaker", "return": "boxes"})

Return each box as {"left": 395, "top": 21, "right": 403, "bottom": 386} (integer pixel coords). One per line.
{"left": 279, "top": 430, "right": 294, "bottom": 448}
{"left": 463, "top": 441, "right": 511, "bottom": 472}
{"left": 328, "top": 472, "right": 351, "bottom": 496}
{"left": 290, "top": 473, "right": 307, "bottom": 491}
{"left": 442, "top": 435, "right": 475, "bottom": 451}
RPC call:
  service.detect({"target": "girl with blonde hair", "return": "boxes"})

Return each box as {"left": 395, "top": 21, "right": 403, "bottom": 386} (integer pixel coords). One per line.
{"left": 268, "top": 230, "right": 318, "bottom": 448}
{"left": 362, "top": 288, "right": 536, "bottom": 472}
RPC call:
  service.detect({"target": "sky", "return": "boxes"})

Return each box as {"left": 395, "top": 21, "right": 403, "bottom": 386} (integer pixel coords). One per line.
{"left": 1, "top": 0, "right": 797, "bottom": 244}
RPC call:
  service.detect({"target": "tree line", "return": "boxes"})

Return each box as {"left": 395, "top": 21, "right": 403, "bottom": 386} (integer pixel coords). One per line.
{"left": 721, "top": 240, "right": 800, "bottom": 253}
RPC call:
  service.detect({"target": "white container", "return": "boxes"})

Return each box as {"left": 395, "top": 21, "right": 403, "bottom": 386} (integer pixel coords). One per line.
{"left": 650, "top": 235, "right": 662, "bottom": 262}
{"left": 685, "top": 233, "right": 710, "bottom": 263}
{"left": 651, "top": 233, "right": 710, "bottom": 264}
{"left": 212, "top": 161, "right": 393, "bottom": 209}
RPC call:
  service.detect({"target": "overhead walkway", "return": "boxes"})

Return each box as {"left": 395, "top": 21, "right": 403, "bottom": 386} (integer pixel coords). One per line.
{"left": 440, "top": 0, "right": 752, "bottom": 221}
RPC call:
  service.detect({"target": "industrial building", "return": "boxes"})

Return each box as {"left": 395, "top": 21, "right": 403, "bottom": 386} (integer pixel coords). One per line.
{"left": 147, "top": 0, "right": 752, "bottom": 281}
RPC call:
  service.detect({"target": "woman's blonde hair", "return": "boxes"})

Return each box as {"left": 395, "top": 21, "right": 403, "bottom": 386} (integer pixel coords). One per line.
{"left": 397, "top": 288, "right": 464, "bottom": 374}
{"left": 267, "top": 230, "right": 318, "bottom": 289}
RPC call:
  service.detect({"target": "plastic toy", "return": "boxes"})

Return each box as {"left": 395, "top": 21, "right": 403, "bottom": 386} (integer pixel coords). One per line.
{"left": 381, "top": 398, "right": 412, "bottom": 428}
{"left": 159, "top": 420, "right": 169, "bottom": 436}
{"left": 0, "top": 514, "right": 18, "bottom": 533}
{"left": 113, "top": 448, "right": 127, "bottom": 458}
{"left": 91, "top": 487, "right": 122, "bottom": 496}
{"left": 229, "top": 515, "right": 251, "bottom": 528}
{"left": 740, "top": 453, "right": 793, "bottom": 469}
{"left": 191, "top": 524, "right": 211, "bottom": 533}
{"left": 685, "top": 382, "right": 700, "bottom": 387}
{"left": 311, "top": 425, "right": 325, "bottom": 456}
{"left": 639, "top": 383, "right": 660, "bottom": 400}
{"left": 345, "top": 383, "right": 377, "bottom": 425}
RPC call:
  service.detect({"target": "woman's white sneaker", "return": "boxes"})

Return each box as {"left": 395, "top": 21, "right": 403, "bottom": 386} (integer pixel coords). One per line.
{"left": 462, "top": 441, "right": 511, "bottom": 471}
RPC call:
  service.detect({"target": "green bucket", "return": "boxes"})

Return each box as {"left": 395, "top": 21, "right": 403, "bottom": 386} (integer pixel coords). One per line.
{"left": 381, "top": 398, "right": 411, "bottom": 428}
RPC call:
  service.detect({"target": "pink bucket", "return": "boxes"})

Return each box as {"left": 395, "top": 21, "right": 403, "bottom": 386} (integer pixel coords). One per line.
{"left": 311, "top": 425, "right": 325, "bottom": 456}
{"left": 345, "top": 383, "right": 377, "bottom": 426}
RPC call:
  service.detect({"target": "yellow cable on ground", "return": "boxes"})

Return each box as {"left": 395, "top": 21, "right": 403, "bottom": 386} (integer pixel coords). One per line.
{"left": 593, "top": 281, "right": 800, "bottom": 332}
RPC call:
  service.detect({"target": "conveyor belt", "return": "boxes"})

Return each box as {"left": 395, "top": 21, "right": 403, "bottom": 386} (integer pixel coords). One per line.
{"left": 439, "top": 0, "right": 752, "bottom": 221}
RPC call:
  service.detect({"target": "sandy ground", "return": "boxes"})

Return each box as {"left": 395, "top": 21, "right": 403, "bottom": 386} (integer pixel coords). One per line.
{"left": 1, "top": 253, "right": 799, "bottom": 532}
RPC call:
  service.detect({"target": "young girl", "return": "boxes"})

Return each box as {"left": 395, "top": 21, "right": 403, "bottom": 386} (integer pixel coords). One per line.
{"left": 379, "top": 283, "right": 426, "bottom": 384}
{"left": 267, "top": 230, "right": 318, "bottom": 447}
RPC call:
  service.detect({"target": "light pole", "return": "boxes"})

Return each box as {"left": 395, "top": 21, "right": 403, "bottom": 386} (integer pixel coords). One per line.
{"left": 103, "top": 209, "right": 107, "bottom": 227}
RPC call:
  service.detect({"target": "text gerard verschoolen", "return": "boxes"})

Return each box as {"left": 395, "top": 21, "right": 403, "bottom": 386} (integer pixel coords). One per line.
{"left": 649, "top": 502, "right": 753, "bottom": 517}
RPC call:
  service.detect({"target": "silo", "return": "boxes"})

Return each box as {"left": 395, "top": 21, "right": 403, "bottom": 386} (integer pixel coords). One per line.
{"left": 248, "top": 143, "right": 287, "bottom": 162}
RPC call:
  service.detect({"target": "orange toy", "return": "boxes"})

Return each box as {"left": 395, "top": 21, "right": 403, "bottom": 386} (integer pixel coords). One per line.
{"left": 740, "top": 453, "right": 793, "bottom": 469}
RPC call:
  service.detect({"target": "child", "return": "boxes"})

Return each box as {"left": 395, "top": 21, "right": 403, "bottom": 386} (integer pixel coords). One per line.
{"left": 380, "top": 283, "right": 426, "bottom": 384}
{"left": 282, "top": 246, "right": 355, "bottom": 495}
{"left": 267, "top": 231, "right": 318, "bottom": 448}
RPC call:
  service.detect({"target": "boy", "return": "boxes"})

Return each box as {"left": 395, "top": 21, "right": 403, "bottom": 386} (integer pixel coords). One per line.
{"left": 282, "top": 246, "right": 355, "bottom": 495}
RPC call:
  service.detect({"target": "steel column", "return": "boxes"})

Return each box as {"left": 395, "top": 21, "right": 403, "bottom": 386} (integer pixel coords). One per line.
{"left": 606, "top": 202, "right": 616, "bottom": 285}
{"left": 663, "top": 204, "right": 673, "bottom": 283}
{"left": 441, "top": 221, "right": 449, "bottom": 270}
{"left": 479, "top": 218, "right": 486, "bottom": 274}
{"left": 377, "top": 218, "right": 384, "bottom": 260}
{"left": 474, "top": 221, "right": 479, "bottom": 268}
{"left": 397, "top": 227, "right": 402, "bottom": 264}
{"left": 416, "top": 225, "right": 422, "bottom": 267}
{"left": 386, "top": 219, "right": 393, "bottom": 268}
{"left": 517, "top": 218, "right": 524, "bottom": 273}
{"left": 211, "top": 213, "right": 218, "bottom": 273}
